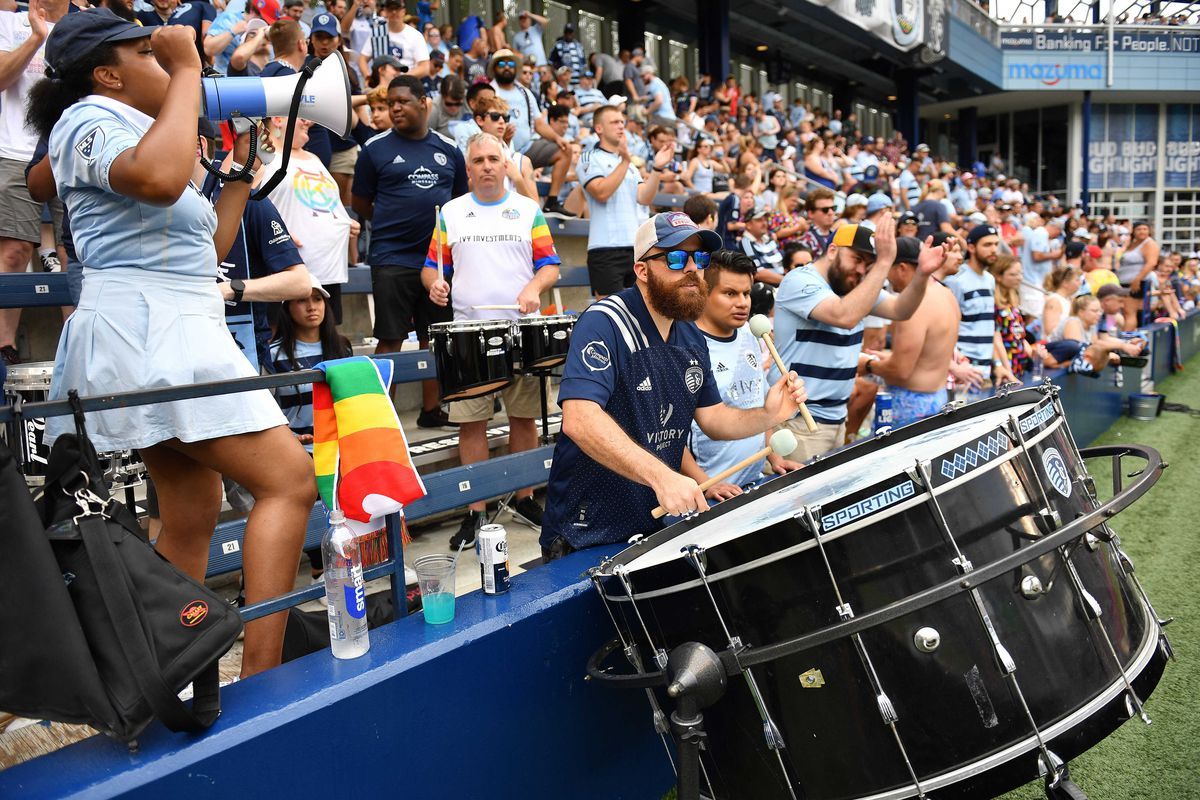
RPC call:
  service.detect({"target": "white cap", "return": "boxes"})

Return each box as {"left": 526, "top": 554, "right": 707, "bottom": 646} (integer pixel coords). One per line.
{"left": 309, "top": 271, "right": 331, "bottom": 298}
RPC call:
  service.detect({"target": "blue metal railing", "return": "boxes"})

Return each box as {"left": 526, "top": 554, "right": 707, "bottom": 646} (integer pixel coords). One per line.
{"left": 0, "top": 353, "right": 438, "bottom": 625}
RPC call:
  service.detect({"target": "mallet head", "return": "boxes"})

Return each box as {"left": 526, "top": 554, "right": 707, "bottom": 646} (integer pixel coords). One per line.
{"left": 768, "top": 428, "right": 798, "bottom": 458}
{"left": 748, "top": 314, "right": 773, "bottom": 339}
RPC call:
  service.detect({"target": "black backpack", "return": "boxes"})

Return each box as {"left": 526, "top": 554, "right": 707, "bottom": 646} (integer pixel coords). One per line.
{"left": 0, "top": 394, "right": 242, "bottom": 746}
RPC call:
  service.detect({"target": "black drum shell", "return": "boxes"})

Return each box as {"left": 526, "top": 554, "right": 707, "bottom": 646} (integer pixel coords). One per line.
{"left": 515, "top": 316, "right": 574, "bottom": 373}
{"left": 427, "top": 321, "right": 515, "bottom": 401}
{"left": 595, "top": 389, "right": 1163, "bottom": 800}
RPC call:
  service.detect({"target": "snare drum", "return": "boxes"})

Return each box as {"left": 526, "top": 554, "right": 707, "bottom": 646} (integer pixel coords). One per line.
{"left": 592, "top": 387, "right": 1169, "bottom": 800}
{"left": 3, "top": 361, "right": 54, "bottom": 483}
{"left": 427, "top": 319, "right": 516, "bottom": 401}
{"left": 514, "top": 314, "right": 575, "bottom": 372}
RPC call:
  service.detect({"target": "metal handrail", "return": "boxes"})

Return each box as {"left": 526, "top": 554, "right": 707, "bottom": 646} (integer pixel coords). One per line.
{"left": 2, "top": 355, "right": 416, "bottom": 625}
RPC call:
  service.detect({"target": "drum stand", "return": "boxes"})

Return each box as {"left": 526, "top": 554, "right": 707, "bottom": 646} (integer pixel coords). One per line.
{"left": 664, "top": 642, "right": 726, "bottom": 800}
{"left": 488, "top": 368, "right": 556, "bottom": 526}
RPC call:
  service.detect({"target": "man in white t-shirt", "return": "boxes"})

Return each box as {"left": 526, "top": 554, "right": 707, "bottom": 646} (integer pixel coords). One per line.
{"left": 683, "top": 249, "right": 799, "bottom": 500}
{"left": 423, "top": 132, "right": 561, "bottom": 549}
{"left": 0, "top": 0, "right": 68, "bottom": 365}
{"left": 356, "top": 0, "right": 428, "bottom": 79}
{"left": 510, "top": 9, "right": 547, "bottom": 67}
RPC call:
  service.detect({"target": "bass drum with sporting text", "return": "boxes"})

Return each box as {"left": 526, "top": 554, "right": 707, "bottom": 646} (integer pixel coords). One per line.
{"left": 591, "top": 386, "right": 1170, "bottom": 800}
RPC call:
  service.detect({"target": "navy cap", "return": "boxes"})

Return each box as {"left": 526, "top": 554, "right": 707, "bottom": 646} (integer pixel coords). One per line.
{"left": 634, "top": 211, "right": 723, "bottom": 260}
{"left": 897, "top": 211, "right": 918, "bottom": 226}
{"left": 310, "top": 12, "right": 339, "bottom": 37}
{"left": 45, "top": 8, "right": 151, "bottom": 77}
{"left": 966, "top": 224, "right": 999, "bottom": 245}
{"left": 895, "top": 236, "right": 921, "bottom": 265}
{"left": 1065, "top": 240, "right": 1086, "bottom": 259}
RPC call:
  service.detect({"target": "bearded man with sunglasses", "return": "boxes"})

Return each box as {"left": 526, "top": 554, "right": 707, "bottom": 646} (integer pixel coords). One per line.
{"left": 540, "top": 213, "right": 808, "bottom": 561}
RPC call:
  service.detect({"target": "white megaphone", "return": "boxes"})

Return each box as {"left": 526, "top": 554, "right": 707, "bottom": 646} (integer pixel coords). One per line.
{"left": 201, "top": 53, "right": 352, "bottom": 138}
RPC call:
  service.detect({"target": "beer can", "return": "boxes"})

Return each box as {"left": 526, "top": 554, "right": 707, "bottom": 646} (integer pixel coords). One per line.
{"left": 873, "top": 392, "right": 894, "bottom": 434}
{"left": 477, "top": 523, "right": 510, "bottom": 594}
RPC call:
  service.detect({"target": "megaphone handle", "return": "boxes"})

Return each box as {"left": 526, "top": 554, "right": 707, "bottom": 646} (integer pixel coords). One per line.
{"left": 249, "top": 60, "right": 320, "bottom": 201}
{"left": 199, "top": 128, "right": 257, "bottom": 184}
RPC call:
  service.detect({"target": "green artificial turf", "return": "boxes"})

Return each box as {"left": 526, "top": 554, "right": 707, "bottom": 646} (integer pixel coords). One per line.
{"left": 665, "top": 365, "right": 1199, "bottom": 800}
{"left": 997, "top": 365, "right": 1200, "bottom": 799}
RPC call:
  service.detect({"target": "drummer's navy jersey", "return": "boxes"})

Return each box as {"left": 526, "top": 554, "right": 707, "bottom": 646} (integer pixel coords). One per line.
{"left": 542, "top": 287, "right": 721, "bottom": 549}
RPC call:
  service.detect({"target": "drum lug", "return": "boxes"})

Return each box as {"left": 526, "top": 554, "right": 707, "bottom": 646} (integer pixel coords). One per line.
{"left": 1020, "top": 575, "right": 1045, "bottom": 598}
{"left": 913, "top": 627, "right": 941, "bottom": 653}
{"left": 681, "top": 543, "right": 708, "bottom": 576}
{"left": 952, "top": 555, "right": 975, "bottom": 574}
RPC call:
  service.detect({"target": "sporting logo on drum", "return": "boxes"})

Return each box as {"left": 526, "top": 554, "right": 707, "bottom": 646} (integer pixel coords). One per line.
{"left": 1042, "top": 448, "right": 1072, "bottom": 498}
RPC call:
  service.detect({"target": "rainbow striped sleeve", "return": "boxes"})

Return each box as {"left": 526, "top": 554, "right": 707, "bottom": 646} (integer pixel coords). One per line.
{"left": 530, "top": 208, "right": 561, "bottom": 271}
{"left": 423, "top": 213, "right": 454, "bottom": 277}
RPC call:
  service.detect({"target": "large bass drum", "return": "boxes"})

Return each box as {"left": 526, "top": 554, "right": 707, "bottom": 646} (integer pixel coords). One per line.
{"left": 591, "top": 387, "right": 1170, "bottom": 800}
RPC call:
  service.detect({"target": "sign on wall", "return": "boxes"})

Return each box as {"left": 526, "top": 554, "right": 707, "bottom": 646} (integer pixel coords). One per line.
{"left": 1001, "top": 27, "right": 1200, "bottom": 53}
{"left": 1164, "top": 104, "right": 1200, "bottom": 188}
{"left": 804, "top": 0, "right": 946, "bottom": 53}
{"left": 1002, "top": 53, "right": 1107, "bottom": 89}
{"left": 1087, "top": 104, "right": 1159, "bottom": 190}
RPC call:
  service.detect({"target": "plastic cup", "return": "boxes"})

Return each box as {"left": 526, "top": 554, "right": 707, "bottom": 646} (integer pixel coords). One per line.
{"left": 414, "top": 554, "right": 457, "bottom": 625}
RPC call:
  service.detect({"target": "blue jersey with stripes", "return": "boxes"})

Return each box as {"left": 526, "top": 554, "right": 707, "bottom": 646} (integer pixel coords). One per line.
{"left": 773, "top": 265, "right": 885, "bottom": 424}
{"left": 942, "top": 266, "right": 997, "bottom": 371}
{"left": 542, "top": 287, "right": 721, "bottom": 550}
{"left": 267, "top": 339, "right": 325, "bottom": 436}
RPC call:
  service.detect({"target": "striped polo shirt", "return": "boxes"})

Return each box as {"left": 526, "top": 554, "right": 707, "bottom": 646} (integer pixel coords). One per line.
{"left": 774, "top": 265, "right": 886, "bottom": 424}
{"left": 943, "top": 265, "right": 997, "bottom": 371}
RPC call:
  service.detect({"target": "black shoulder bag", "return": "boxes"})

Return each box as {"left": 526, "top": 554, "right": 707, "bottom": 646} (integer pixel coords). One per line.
{"left": 0, "top": 392, "right": 243, "bottom": 746}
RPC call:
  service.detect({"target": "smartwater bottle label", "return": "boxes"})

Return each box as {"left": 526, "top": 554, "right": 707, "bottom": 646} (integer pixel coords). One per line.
{"left": 344, "top": 572, "right": 367, "bottom": 619}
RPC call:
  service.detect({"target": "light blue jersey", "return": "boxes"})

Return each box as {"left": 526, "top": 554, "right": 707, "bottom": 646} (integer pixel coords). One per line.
{"left": 943, "top": 265, "right": 997, "bottom": 371}
{"left": 690, "top": 327, "right": 768, "bottom": 488}
{"left": 50, "top": 96, "right": 218, "bottom": 278}
{"left": 774, "top": 266, "right": 885, "bottom": 424}
{"left": 578, "top": 145, "right": 646, "bottom": 251}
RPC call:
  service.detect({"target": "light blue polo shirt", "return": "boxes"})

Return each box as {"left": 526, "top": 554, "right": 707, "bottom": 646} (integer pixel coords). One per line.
{"left": 50, "top": 95, "right": 218, "bottom": 278}
{"left": 578, "top": 144, "right": 645, "bottom": 251}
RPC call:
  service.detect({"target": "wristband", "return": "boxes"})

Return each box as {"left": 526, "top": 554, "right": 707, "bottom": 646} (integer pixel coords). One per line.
{"left": 228, "top": 161, "right": 256, "bottom": 183}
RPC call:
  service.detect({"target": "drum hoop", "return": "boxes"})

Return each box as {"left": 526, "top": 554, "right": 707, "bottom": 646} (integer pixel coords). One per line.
{"left": 603, "top": 413, "right": 1066, "bottom": 601}
{"left": 429, "top": 319, "right": 515, "bottom": 333}
{"left": 516, "top": 314, "right": 576, "bottom": 327}
{"left": 852, "top": 629, "right": 1160, "bottom": 800}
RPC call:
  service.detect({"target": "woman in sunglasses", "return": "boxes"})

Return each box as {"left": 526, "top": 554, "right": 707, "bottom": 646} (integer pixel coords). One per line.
{"left": 470, "top": 96, "right": 538, "bottom": 201}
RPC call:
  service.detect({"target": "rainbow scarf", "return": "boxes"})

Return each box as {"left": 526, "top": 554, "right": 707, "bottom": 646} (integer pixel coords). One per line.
{"left": 312, "top": 356, "right": 426, "bottom": 534}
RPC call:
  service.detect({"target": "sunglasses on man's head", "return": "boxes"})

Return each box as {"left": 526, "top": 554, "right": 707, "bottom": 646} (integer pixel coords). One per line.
{"left": 644, "top": 250, "right": 712, "bottom": 270}
{"left": 497, "top": 60, "right": 516, "bottom": 68}
{"left": 481, "top": 112, "right": 511, "bottom": 122}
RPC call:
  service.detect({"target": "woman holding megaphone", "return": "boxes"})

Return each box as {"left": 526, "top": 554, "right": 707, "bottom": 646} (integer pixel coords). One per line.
{"left": 28, "top": 11, "right": 318, "bottom": 678}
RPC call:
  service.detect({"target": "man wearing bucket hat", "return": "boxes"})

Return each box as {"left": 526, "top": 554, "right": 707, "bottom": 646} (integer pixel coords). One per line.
{"left": 33, "top": 10, "right": 317, "bottom": 678}
{"left": 540, "top": 212, "right": 808, "bottom": 558}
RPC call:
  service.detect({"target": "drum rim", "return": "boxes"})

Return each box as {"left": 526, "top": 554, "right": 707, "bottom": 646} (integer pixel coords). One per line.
{"left": 516, "top": 314, "right": 577, "bottom": 326}
{"left": 603, "top": 412, "right": 1066, "bottom": 600}
{"left": 428, "top": 319, "right": 515, "bottom": 331}
{"left": 848, "top": 625, "right": 1161, "bottom": 800}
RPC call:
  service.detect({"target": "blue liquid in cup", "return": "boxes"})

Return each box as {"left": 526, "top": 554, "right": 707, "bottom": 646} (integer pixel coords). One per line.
{"left": 423, "top": 591, "right": 456, "bottom": 624}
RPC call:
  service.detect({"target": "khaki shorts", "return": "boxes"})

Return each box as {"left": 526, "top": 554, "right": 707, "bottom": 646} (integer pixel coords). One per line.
{"left": 329, "top": 146, "right": 359, "bottom": 175}
{"left": 780, "top": 417, "right": 846, "bottom": 462}
{"left": 447, "top": 373, "right": 545, "bottom": 423}
{"left": 0, "top": 157, "right": 41, "bottom": 244}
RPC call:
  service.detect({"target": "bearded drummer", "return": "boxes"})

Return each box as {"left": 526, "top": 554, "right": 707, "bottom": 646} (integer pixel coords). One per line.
{"left": 423, "top": 132, "right": 561, "bottom": 551}
{"left": 539, "top": 212, "right": 808, "bottom": 561}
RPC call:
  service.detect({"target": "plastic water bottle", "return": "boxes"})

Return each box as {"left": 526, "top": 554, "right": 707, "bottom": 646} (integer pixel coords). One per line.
{"left": 1031, "top": 344, "right": 1044, "bottom": 383}
{"left": 322, "top": 510, "right": 370, "bottom": 659}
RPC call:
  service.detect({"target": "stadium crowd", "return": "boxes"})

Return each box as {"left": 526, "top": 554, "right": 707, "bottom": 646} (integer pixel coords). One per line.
{"left": 3, "top": 0, "right": 1200, "bottom": 672}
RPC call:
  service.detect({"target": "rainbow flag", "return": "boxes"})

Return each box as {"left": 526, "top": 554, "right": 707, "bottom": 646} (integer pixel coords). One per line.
{"left": 312, "top": 356, "right": 426, "bottom": 533}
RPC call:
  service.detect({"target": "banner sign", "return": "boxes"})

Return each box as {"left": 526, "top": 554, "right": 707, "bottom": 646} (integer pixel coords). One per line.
{"left": 1087, "top": 104, "right": 1158, "bottom": 190}
{"left": 1002, "top": 53, "right": 1106, "bottom": 89}
{"left": 1164, "top": 104, "right": 1200, "bottom": 188}
{"left": 804, "top": 0, "right": 940, "bottom": 53}
{"left": 1001, "top": 27, "right": 1200, "bottom": 53}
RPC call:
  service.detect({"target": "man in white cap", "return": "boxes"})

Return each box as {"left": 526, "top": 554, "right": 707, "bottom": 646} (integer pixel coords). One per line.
{"left": 539, "top": 212, "right": 807, "bottom": 558}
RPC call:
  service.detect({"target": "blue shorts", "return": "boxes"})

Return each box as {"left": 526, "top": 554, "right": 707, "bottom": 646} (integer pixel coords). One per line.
{"left": 887, "top": 386, "right": 949, "bottom": 427}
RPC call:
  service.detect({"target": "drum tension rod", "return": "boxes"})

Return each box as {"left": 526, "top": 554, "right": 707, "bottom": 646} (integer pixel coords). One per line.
{"left": 589, "top": 567, "right": 678, "bottom": 776}
{"left": 911, "top": 459, "right": 1071, "bottom": 778}
{"left": 1005, "top": 417, "right": 1152, "bottom": 725}
{"left": 680, "top": 544, "right": 799, "bottom": 800}
{"left": 797, "top": 507, "right": 927, "bottom": 799}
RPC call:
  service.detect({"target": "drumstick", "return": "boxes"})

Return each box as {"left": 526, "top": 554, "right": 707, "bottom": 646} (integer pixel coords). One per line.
{"left": 749, "top": 314, "right": 818, "bottom": 433}
{"left": 553, "top": 287, "right": 564, "bottom": 315}
{"left": 472, "top": 304, "right": 522, "bottom": 310}
{"left": 651, "top": 430, "right": 797, "bottom": 520}
{"left": 434, "top": 204, "right": 444, "bottom": 283}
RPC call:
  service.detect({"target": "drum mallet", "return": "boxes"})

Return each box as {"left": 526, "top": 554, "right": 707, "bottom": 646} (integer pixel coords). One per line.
{"left": 651, "top": 429, "right": 797, "bottom": 519}
{"left": 749, "top": 314, "right": 818, "bottom": 433}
